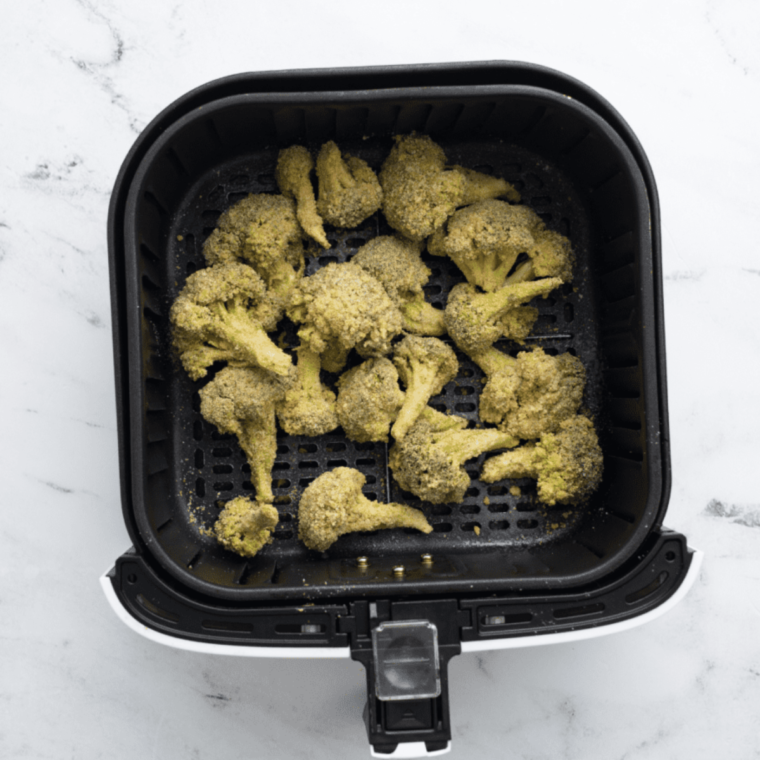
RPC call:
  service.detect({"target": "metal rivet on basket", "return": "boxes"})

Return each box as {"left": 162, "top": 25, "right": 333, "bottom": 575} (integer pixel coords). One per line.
{"left": 393, "top": 565, "right": 405, "bottom": 578}
{"left": 421, "top": 554, "right": 433, "bottom": 565}
{"left": 357, "top": 556, "right": 369, "bottom": 569}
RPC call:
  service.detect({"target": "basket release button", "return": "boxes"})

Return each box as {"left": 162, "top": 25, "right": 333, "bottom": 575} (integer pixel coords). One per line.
{"left": 372, "top": 620, "right": 441, "bottom": 702}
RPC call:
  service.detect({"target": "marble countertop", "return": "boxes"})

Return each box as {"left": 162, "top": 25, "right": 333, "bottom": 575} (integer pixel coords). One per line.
{"left": 2, "top": 1, "right": 759, "bottom": 757}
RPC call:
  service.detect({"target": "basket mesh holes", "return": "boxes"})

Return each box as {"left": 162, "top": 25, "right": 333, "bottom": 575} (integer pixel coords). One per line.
{"left": 327, "top": 459, "right": 348, "bottom": 467}
{"left": 455, "top": 403, "right": 476, "bottom": 413}
{"left": 488, "top": 503, "right": 509, "bottom": 513}
{"left": 194, "top": 450, "right": 204, "bottom": 469}
{"left": 325, "top": 442, "right": 346, "bottom": 453}
{"left": 432, "top": 523, "right": 452, "bottom": 533}
{"left": 489, "top": 520, "right": 509, "bottom": 530}
{"left": 517, "top": 519, "right": 539, "bottom": 530}
{"left": 345, "top": 237, "right": 367, "bottom": 248}
{"left": 431, "top": 505, "right": 452, "bottom": 516}
{"left": 454, "top": 386, "right": 475, "bottom": 396}
{"left": 212, "top": 446, "right": 232, "bottom": 457}
{"left": 213, "top": 482, "right": 234, "bottom": 491}
{"left": 297, "top": 443, "right": 318, "bottom": 454}
{"left": 299, "top": 477, "right": 315, "bottom": 487}
{"left": 460, "top": 505, "right": 480, "bottom": 515}
{"left": 461, "top": 521, "right": 481, "bottom": 532}
{"left": 193, "top": 421, "right": 204, "bottom": 441}
{"left": 364, "top": 492, "right": 378, "bottom": 501}
{"left": 319, "top": 256, "right": 339, "bottom": 265}
{"left": 356, "top": 457, "right": 376, "bottom": 467}
{"left": 192, "top": 392, "right": 201, "bottom": 413}
{"left": 273, "top": 478, "right": 291, "bottom": 489}
{"left": 297, "top": 461, "right": 319, "bottom": 469}
{"left": 273, "top": 462, "right": 291, "bottom": 471}
{"left": 195, "top": 479, "right": 205, "bottom": 497}
{"left": 213, "top": 464, "right": 232, "bottom": 475}
{"left": 465, "top": 487, "right": 479, "bottom": 498}
{"left": 228, "top": 191, "right": 248, "bottom": 204}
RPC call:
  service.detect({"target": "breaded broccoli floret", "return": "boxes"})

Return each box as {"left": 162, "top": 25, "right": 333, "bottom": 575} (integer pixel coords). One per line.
{"left": 473, "top": 346, "right": 586, "bottom": 439}
{"left": 276, "top": 344, "right": 339, "bottom": 437}
{"left": 352, "top": 236, "right": 446, "bottom": 336}
{"left": 201, "top": 194, "right": 305, "bottom": 327}
{"left": 481, "top": 415, "right": 603, "bottom": 506}
{"left": 199, "top": 366, "right": 294, "bottom": 503}
{"left": 379, "top": 134, "right": 520, "bottom": 241}
{"left": 389, "top": 416, "right": 519, "bottom": 504}
{"left": 287, "top": 261, "right": 403, "bottom": 360}
{"left": 336, "top": 357, "right": 405, "bottom": 443}
{"left": 391, "top": 336, "right": 459, "bottom": 440}
{"left": 170, "top": 263, "right": 293, "bottom": 380}
{"left": 298, "top": 467, "right": 432, "bottom": 552}
{"left": 213, "top": 496, "right": 279, "bottom": 558}
{"left": 444, "top": 277, "right": 562, "bottom": 355}
{"left": 315, "top": 141, "right": 382, "bottom": 228}
{"left": 428, "top": 200, "right": 574, "bottom": 292}
{"left": 275, "top": 145, "right": 329, "bottom": 249}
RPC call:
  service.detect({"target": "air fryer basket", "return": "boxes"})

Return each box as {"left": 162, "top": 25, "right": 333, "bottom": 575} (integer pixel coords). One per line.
{"left": 124, "top": 84, "right": 662, "bottom": 602}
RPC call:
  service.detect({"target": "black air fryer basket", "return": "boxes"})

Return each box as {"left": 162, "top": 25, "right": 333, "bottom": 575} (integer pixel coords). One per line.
{"left": 105, "top": 62, "right": 696, "bottom": 756}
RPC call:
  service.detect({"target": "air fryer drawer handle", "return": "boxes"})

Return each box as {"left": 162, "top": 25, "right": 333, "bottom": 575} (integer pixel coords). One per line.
{"left": 353, "top": 619, "right": 458, "bottom": 757}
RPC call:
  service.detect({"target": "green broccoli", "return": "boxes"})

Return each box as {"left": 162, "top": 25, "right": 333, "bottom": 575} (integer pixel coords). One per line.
{"left": 391, "top": 335, "right": 459, "bottom": 441}
{"left": 275, "top": 145, "right": 329, "bottom": 249}
{"left": 298, "top": 467, "right": 432, "bottom": 552}
{"left": 199, "top": 366, "right": 294, "bottom": 504}
{"left": 287, "top": 261, "right": 403, "bottom": 360}
{"left": 389, "top": 415, "right": 519, "bottom": 504}
{"left": 170, "top": 263, "right": 293, "bottom": 380}
{"left": 444, "top": 276, "right": 562, "bottom": 355}
{"left": 481, "top": 415, "right": 603, "bottom": 506}
{"left": 213, "top": 496, "right": 279, "bottom": 558}
{"left": 428, "top": 200, "right": 574, "bottom": 292}
{"left": 351, "top": 236, "right": 446, "bottom": 336}
{"left": 315, "top": 141, "right": 382, "bottom": 228}
{"left": 276, "top": 344, "right": 339, "bottom": 437}
{"left": 473, "top": 346, "right": 586, "bottom": 439}
{"left": 379, "top": 134, "right": 520, "bottom": 241}
{"left": 336, "top": 357, "right": 405, "bottom": 443}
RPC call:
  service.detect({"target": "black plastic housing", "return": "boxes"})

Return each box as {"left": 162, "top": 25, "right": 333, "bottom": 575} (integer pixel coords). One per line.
{"left": 108, "top": 61, "right": 674, "bottom": 604}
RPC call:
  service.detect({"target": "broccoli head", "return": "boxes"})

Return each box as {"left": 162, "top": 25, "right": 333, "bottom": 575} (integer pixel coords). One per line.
{"left": 287, "top": 261, "right": 403, "bottom": 360}
{"left": 213, "top": 496, "right": 279, "bottom": 558}
{"left": 351, "top": 236, "right": 446, "bottom": 336}
{"left": 199, "top": 365, "right": 294, "bottom": 504}
{"left": 170, "top": 263, "right": 294, "bottom": 380}
{"left": 379, "top": 134, "right": 520, "bottom": 241}
{"left": 276, "top": 344, "right": 339, "bottom": 437}
{"left": 428, "top": 200, "right": 574, "bottom": 292}
{"left": 473, "top": 346, "right": 585, "bottom": 439}
{"left": 298, "top": 467, "right": 433, "bottom": 552}
{"left": 481, "top": 415, "right": 603, "bottom": 506}
{"left": 336, "top": 357, "right": 405, "bottom": 443}
{"left": 444, "top": 277, "right": 562, "bottom": 355}
{"left": 275, "top": 145, "right": 329, "bottom": 249}
{"left": 389, "top": 416, "right": 519, "bottom": 504}
{"left": 315, "top": 141, "right": 382, "bottom": 228}
{"left": 391, "top": 335, "right": 459, "bottom": 440}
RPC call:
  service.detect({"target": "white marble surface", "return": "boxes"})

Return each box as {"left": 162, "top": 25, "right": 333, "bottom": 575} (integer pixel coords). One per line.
{"left": 2, "top": 1, "right": 759, "bottom": 757}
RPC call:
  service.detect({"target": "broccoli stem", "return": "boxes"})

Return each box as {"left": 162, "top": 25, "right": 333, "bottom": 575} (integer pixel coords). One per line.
{"left": 295, "top": 345, "right": 323, "bottom": 399}
{"left": 392, "top": 360, "right": 447, "bottom": 441}
{"left": 470, "top": 345, "right": 516, "bottom": 377}
{"left": 209, "top": 299, "right": 292, "bottom": 377}
{"left": 260, "top": 258, "right": 302, "bottom": 300}
{"left": 436, "top": 428, "right": 519, "bottom": 466}
{"left": 454, "top": 166, "right": 520, "bottom": 204}
{"left": 346, "top": 494, "right": 434, "bottom": 536}
{"left": 401, "top": 297, "right": 447, "bottom": 336}
{"left": 505, "top": 259, "right": 535, "bottom": 285}
{"left": 475, "top": 251, "right": 522, "bottom": 293}
{"left": 480, "top": 445, "right": 538, "bottom": 483}
{"left": 474, "top": 277, "right": 561, "bottom": 323}
{"left": 238, "top": 413, "right": 278, "bottom": 503}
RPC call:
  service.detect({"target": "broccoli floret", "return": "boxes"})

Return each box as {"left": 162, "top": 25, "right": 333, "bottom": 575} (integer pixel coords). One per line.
{"left": 389, "top": 416, "right": 519, "bottom": 504}
{"left": 275, "top": 145, "right": 329, "bottom": 249}
{"left": 473, "top": 346, "right": 586, "bottom": 439}
{"left": 481, "top": 415, "right": 603, "bottom": 506}
{"left": 276, "top": 344, "right": 339, "bottom": 437}
{"left": 298, "top": 467, "right": 432, "bottom": 552}
{"left": 315, "top": 141, "right": 382, "bottom": 228}
{"left": 391, "top": 336, "right": 459, "bottom": 441}
{"left": 428, "top": 200, "right": 574, "bottom": 292}
{"left": 336, "top": 357, "right": 405, "bottom": 443}
{"left": 201, "top": 194, "right": 305, "bottom": 327}
{"left": 170, "top": 263, "right": 294, "bottom": 379}
{"left": 352, "top": 236, "right": 446, "bottom": 336}
{"left": 213, "top": 496, "right": 279, "bottom": 558}
{"left": 444, "top": 277, "right": 562, "bottom": 355}
{"left": 199, "top": 366, "right": 294, "bottom": 503}
{"left": 379, "top": 134, "right": 520, "bottom": 241}
{"left": 320, "top": 343, "right": 350, "bottom": 374}
{"left": 287, "top": 261, "right": 403, "bottom": 360}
